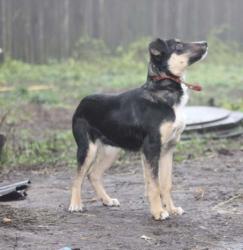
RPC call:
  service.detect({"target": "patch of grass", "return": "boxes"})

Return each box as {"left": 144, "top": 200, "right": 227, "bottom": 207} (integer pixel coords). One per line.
{"left": 0, "top": 130, "right": 76, "bottom": 170}
{"left": 175, "top": 136, "right": 242, "bottom": 163}
{"left": 30, "top": 92, "right": 59, "bottom": 105}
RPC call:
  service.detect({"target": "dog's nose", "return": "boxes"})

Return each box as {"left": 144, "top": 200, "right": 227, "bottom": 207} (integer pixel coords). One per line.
{"left": 201, "top": 42, "right": 208, "bottom": 49}
{"left": 195, "top": 41, "right": 208, "bottom": 50}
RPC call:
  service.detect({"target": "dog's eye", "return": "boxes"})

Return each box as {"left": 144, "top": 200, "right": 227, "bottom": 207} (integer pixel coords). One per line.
{"left": 175, "top": 43, "right": 184, "bottom": 51}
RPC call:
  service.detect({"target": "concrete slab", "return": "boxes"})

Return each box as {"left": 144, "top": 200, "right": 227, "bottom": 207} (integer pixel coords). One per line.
{"left": 185, "top": 106, "right": 231, "bottom": 126}
{"left": 183, "top": 106, "right": 243, "bottom": 139}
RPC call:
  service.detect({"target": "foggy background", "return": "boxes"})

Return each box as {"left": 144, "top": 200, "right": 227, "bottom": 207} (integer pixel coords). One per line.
{"left": 0, "top": 0, "right": 242, "bottom": 63}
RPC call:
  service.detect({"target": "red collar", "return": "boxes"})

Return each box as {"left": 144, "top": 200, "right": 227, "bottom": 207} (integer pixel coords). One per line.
{"left": 151, "top": 73, "right": 202, "bottom": 92}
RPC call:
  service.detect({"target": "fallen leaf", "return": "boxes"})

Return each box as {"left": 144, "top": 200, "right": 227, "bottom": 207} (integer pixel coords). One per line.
{"left": 194, "top": 187, "right": 205, "bottom": 200}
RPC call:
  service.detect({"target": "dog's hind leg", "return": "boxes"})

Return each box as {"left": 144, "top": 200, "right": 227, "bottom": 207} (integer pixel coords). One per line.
{"left": 69, "top": 142, "right": 98, "bottom": 212}
{"left": 69, "top": 118, "right": 98, "bottom": 212}
{"left": 88, "top": 144, "right": 120, "bottom": 207}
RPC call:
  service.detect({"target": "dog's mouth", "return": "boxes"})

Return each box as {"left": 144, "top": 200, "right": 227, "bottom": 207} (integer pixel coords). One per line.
{"left": 188, "top": 41, "right": 208, "bottom": 65}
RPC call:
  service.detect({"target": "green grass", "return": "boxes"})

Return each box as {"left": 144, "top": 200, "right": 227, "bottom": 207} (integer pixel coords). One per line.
{"left": 1, "top": 36, "right": 243, "bottom": 108}
{"left": 0, "top": 130, "right": 76, "bottom": 169}
{"left": 0, "top": 36, "right": 243, "bottom": 170}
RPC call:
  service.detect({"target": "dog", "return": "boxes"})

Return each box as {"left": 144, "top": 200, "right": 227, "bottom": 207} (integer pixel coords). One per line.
{"left": 69, "top": 38, "right": 208, "bottom": 220}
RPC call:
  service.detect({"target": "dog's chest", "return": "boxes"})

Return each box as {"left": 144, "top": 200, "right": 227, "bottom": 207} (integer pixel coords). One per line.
{"left": 173, "top": 84, "right": 188, "bottom": 132}
{"left": 159, "top": 85, "right": 188, "bottom": 147}
{"left": 173, "top": 105, "right": 185, "bottom": 134}
{"left": 175, "top": 84, "right": 188, "bottom": 124}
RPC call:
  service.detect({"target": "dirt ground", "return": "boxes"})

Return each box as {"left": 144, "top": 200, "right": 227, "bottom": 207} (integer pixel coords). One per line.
{"left": 0, "top": 149, "right": 243, "bottom": 250}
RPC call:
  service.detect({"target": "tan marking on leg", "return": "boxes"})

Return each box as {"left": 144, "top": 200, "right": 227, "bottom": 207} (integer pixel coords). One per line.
{"left": 159, "top": 119, "right": 184, "bottom": 215}
{"left": 159, "top": 147, "right": 184, "bottom": 216}
{"left": 159, "top": 122, "right": 174, "bottom": 145}
{"left": 141, "top": 154, "right": 169, "bottom": 220}
{"left": 69, "top": 142, "right": 98, "bottom": 212}
{"left": 159, "top": 148, "right": 174, "bottom": 210}
{"left": 88, "top": 144, "right": 120, "bottom": 206}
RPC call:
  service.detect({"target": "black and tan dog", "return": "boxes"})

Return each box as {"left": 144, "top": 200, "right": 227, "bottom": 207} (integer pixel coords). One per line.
{"left": 69, "top": 38, "right": 208, "bottom": 220}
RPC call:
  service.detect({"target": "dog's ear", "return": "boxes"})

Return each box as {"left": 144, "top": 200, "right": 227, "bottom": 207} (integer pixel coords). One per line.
{"left": 149, "top": 39, "right": 168, "bottom": 57}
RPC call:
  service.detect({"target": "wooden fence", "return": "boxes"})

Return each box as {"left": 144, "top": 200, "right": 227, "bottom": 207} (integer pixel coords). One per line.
{"left": 0, "top": 0, "right": 242, "bottom": 63}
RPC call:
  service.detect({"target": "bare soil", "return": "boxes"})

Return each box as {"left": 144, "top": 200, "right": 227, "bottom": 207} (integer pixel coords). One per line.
{"left": 0, "top": 148, "right": 243, "bottom": 250}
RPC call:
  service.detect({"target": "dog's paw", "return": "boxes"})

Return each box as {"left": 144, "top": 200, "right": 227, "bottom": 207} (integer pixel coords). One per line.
{"left": 153, "top": 210, "right": 169, "bottom": 221}
{"left": 171, "top": 206, "right": 184, "bottom": 216}
{"left": 160, "top": 210, "right": 170, "bottom": 220}
{"left": 103, "top": 198, "right": 120, "bottom": 207}
{"left": 68, "top": 203, "right": 84, "bottom": 212}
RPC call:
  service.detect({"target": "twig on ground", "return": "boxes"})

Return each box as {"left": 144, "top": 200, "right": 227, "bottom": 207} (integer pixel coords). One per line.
{"left": 212, "top": 193, "right": 243, "bottom": 211}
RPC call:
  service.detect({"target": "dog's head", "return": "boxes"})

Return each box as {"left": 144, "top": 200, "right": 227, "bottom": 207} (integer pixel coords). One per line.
{"left": 148, "top": 38, "right": 208, "bottom": 77}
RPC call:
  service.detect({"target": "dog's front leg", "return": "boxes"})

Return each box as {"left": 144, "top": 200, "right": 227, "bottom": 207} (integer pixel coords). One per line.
{"left": 142, "top": 135, "right": 169, "bottom": 220}
{"left": 159, "top": 147, "right": 184, "bottom": 216}
{"left": 142, "top": 154, "right": 169, "bottom": 220}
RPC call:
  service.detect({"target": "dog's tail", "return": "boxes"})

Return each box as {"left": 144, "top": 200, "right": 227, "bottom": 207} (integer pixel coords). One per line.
{"left": 72, "top": 107, "right": 90, "bottom": 165}
{"left": 72, "top": 116, "right": 88, "bottom": 145}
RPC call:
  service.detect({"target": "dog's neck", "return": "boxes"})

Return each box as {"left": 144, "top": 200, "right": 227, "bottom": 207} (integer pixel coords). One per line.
{"left": 144, "top": 63, "right": 182, "bottom": 90}
{"left": 145, "top": 63, "right": 201, "bottom": 92}
{"left": 147, "top": 62, "right": 183, "bottom": 82}
{"left": 142, "top": 64, "right": 184, "bottom": 106}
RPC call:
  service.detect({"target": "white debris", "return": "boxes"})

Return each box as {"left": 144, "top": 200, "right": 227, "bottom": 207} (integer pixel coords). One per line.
{"left": 140, "top": 235, "right": 152, "bottom": 241}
